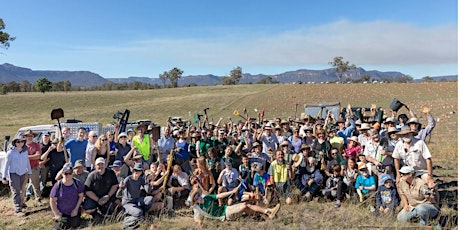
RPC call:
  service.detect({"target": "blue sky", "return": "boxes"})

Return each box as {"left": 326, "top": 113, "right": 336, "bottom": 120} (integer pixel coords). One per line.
{"left": 0, "top": 1, "right": 457, "bottom": 79}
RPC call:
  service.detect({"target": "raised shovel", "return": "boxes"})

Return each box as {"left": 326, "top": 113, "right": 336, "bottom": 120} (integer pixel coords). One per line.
{"left": 51, "top": 108, "right": 69, "bottom": 163}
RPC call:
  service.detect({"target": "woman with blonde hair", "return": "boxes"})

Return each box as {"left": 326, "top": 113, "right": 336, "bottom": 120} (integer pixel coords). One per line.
{"left": 91, "top": 134, "right": 110, "bottom": 169}
{"left": 191, "top": 156, "right": 216, "bottom": 194}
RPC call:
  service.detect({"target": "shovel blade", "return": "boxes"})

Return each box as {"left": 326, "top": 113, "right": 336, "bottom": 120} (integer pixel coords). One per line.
{"left": 51, "top": 108, "right": 64, "bottom": 120}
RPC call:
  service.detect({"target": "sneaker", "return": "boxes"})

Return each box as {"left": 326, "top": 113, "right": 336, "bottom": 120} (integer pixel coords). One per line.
{"left": 369, "top": 205, "right": 376, "bottom": 212}
{"left": 268, "top": 204, "right": 280, "bottom": 220}
{"left": 335, "top": 200, "right": 341, "bottom": 208}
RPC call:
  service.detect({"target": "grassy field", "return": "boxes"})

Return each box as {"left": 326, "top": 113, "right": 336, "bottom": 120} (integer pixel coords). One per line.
{"left": 0, "top": 82, "right": 457, "bottom": 229}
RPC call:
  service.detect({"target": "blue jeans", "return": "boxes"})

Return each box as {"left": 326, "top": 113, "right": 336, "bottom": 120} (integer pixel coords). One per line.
{"left": 397, "top": 203, "right": 439, "bottom": 225}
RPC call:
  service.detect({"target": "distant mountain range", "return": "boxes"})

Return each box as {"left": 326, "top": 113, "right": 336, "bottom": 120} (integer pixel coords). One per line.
{"left": 0, "top": 63, "right": 456, "bottom": 87}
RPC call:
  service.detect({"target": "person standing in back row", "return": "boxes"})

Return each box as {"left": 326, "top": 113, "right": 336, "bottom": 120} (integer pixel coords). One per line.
{"left": 65, "top": 127, "right": 88, "bottom": 166}
{"left": 22, "top": 129, "right": 43, "bottom": 206}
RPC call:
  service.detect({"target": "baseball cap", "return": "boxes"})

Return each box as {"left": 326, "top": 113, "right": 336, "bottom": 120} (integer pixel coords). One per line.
{"left": 95, "top": 157, "right": 106, "bottom": 165}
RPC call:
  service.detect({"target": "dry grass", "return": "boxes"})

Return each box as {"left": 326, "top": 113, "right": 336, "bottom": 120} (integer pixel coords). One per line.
{"left": 0, "top": 82, "right": 457, "bottom": 229}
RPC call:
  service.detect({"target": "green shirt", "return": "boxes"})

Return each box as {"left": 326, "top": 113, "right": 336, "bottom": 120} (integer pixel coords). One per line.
{"left": 198, "top": 194, "right": 226, "bottom": 218}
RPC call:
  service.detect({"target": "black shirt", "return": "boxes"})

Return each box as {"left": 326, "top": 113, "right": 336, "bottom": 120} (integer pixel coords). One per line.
{"left": 84, "top": 168, "right": 118, "bottom": 197}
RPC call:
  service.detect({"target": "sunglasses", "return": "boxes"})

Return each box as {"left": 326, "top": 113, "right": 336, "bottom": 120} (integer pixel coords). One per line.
{"left": 91, "top": 135, "right": 98, "bottom": 137}
{"left": 101, "top": 139, "right": 108, "bottom": 141}
{"left": 16, "top": 140, "right": 26, "bottom": 144}
{"left": 64, "top": 172, "right": 73, "bottom": 175}
{"left": 359, "top": 168, "right": 368, "bottom": 171}
{"left": 119, "top": 136, "right": 127, "bottom": 139}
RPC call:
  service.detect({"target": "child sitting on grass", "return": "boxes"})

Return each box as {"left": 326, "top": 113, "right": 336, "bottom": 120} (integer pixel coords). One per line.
{"left": 355, "top": 162, "right": 376, "bottom": 203}
{"left": 376, "top": 174, "right": 398, "bottom": 214}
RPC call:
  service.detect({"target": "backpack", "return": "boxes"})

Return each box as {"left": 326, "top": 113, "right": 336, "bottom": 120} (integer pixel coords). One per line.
{"left": 57, "top": 178, "right": 80, "bottom": 196}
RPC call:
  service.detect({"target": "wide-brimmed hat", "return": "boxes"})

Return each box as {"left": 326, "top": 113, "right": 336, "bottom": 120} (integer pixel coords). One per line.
{"left": 135, "top": 124, "right": 147, "bottom": 132}
{"left": 292, "top": 154, "right": 303, "bottom": 168}
{"left": 127, "top": 128, "right": 134, "bottom": 134}
{"left": 300, "top": 144, "right": 310, "bottom": 151}
{"left": 252, "top": 142, "right": 260, "bottom": 148}
{"left": 118, "top": 132, "right": 128, "bottom": 139}
{"left": 399, "top": 166, "right": 415, "bottom": 174}
{"left": 380, "top": 174, "right": 395, "bottom": 186}
{"left": 396, "top": 126, "right": 417, "bottom": 135}
{"left": 355, "top": 120, "right": 362, "bottom": 126}
{"left": 191, "top": 133, "right": 197, "bottom": 138}
{"left": 241, "top": 126, "right": 249, "bottom": 131}
{"left": 336, "top": 118, "right": 346, "bottom": 125}
{"left": 294, "top": 118, "right": 304, "bottom": 124}
{"left": 274, "top": 125, "right": 281, "bottom": 130}
{"left": 384, "top": 117, "right": 396, "bottom": 124}
{"left": 22, "top": 129, "right": 38, "bottom": 137}
{"left": 359, "top": 123, "right": 371, "bottom": 130}
{"left": 11, "top": 136, "right": 26, "bottom": 146}
{"left": 42, "top": 131, "right": 51, "bottom": 136}
{"left": 264, "top": 125, "right": 272, "bottom": 130}
{"left": 407, "top": 117, "right": 420, "bottom": 125}
{"left": 347, "top": 136, "right": 359, "bottom": 143}
{"left": 280, "top": 119, "right": 289, "bottom": 125}
{"left": 387, "top": 127, "right": 399, "bottom": 135}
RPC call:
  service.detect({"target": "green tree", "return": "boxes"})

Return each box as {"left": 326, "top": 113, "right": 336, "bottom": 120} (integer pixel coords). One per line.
{"left": 0, "top": 84, "right": 7, "bottom": 95}
{"left": 329, "top": 56, "right": 356, "bottom": 83}
{"left": 159, "top": 72, "right": 168, "bottom": 88}
{"left": 394, "top": 75, "right": 413, "bottom": 83}
{"left": 422, "top": 76, "right": 435, "bottom": 82}
{"left": 221, "top": 76, "right": 236, "bottom": 85}
{"left": 256, "top": 76, "right": 279, "bottom": 84}
{"left": 0, "top": 18, "right": 15, "bottom": 49}
{"left": 63, "top": 80, "right": 71, "bottom": 92}
{"left": 35, "top": 77, "right": 52, "bottom": 93}
{"left": 20, "top": 80, "right": 32, "bottom": 92}
{"left": 230, "top": 66, "right": 243, "bottom": 84}
{"left": 168, "top": 67, "right": 183, "bottom": 88}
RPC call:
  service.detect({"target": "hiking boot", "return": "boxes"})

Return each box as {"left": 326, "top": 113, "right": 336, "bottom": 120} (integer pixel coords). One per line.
{"left": 303, "top": 192, "right": 312, "bottom": 202}
{"left": 335, "top": 200, "right": 341, "bottom": 208}
{"left": 268, "top": 204, "right": 280, "bottom": 220}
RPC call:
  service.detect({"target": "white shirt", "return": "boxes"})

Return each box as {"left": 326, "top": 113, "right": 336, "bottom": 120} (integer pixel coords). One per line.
{"left": 85, "top": 142, "right": 95, "bottom": 168}
{"left": 392, "top": 138, "right": 431, "bottom": 171}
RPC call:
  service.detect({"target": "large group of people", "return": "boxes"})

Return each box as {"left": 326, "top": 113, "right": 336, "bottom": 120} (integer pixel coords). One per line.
{"left": 1, "top": 103, "right": 441, "bottom": 229}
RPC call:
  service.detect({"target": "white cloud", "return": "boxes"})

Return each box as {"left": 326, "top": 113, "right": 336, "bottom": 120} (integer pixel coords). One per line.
{"left": 10, "top": 20, "right": 457, "bottom": 77}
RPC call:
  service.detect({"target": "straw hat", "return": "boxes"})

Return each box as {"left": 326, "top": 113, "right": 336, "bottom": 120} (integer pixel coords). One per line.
{"left": 347, "top": 136, "right": 359, "bottom": 143}
{"left": 387, "top": 127, "right": 398, "bottom": 135}
{"left": 292, "top": 154, "right": 303, "bottom": 168}
{"left": 359, "top": 123, "right": 371, "bottom": 130}
{"left": 396, "top": 126, "right": 417, "bottom": 135}
{"left": 22, "top": 129, "right": 38, "bottom": 137}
